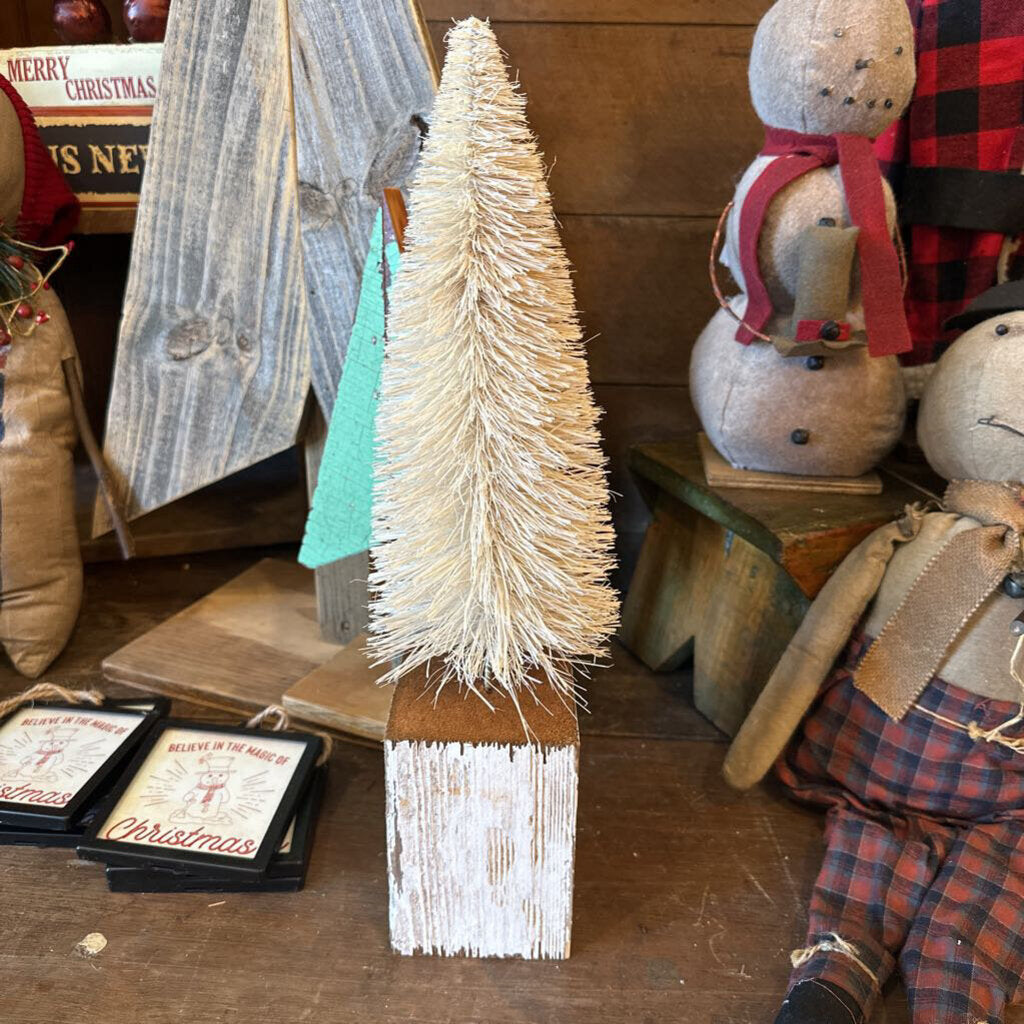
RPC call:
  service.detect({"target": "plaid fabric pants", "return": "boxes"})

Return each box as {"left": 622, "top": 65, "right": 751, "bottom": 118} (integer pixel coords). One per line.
{"left": 777, "top": 633, "right": 1024, "bottom": 1024}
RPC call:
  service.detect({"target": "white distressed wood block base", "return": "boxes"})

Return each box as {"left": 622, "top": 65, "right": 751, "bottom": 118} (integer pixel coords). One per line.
{"left": 384, "top": 669, "right": 580, "bottom": 959}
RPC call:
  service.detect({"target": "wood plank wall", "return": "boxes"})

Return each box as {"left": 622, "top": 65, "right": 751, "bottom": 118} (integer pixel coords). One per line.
{"left": 421, "top": 2, "right": 771, "bottom": 582}
{"left": 1, "top": 0, "right": 774, "bottom": 585}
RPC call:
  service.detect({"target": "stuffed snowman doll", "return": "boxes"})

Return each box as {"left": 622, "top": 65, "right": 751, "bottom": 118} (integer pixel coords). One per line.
{"left": 726, "top": 280, "right": 1024, "bottom": 1024}
{"left": 690, "top": 0, "right": 915, "bottom": 477}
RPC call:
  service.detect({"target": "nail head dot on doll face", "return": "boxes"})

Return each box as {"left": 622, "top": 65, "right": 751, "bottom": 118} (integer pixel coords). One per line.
{"left": 844, "top": 96, "right": 855, "bottom": 105}
{"left": 854, "top": 58, "right": 874, "bottom": 70}
{"left": 867, "top": 99, "right": 877, "bottom": 108}
{"left": 833, "top": 27, "right": 844, "bottom": 37}
{"left": 884, "top": 98, "right": 894, "bottom": 108}
{"left": 895, "top": 46, "right": 904, "bottom": 55}
{"left": 820, "top": 87, "right": 832, "bottom": 96}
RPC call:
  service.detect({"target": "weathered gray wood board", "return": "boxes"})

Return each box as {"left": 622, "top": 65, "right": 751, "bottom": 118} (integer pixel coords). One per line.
{"left": 288, "top": 7, "right": 434, "bottom": 641}
{"left": 96, "top": 0, "right": 438, "bottom": 537}
{"left": 289, "top": 0, "right": 437, "bottom": 417}
{"left": 95, "top": 0, "right": 310, "bottom": 533}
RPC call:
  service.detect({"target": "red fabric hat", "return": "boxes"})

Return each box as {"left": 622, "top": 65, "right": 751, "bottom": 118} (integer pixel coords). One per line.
{"left": 0, "top": 74, "right": 79, "bottom": 244}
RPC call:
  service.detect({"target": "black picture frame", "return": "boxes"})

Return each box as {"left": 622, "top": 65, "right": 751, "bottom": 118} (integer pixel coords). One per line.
{"left": 267, "top": 763, "right": 326, "bottom": 879}
{"left": 0, "top": 701, "right": 161, "bottom": 832}
{"left": 104, "top": 865, "right": 304, "bottom": 893}
{"left": 104, "top": 696, "right": 173, "bottom": 717}
{"left": 79, "top": 720, "right": 322, "bottom": 880}
{"left": 101, "top": 764, "right": 327, "bottom": 892}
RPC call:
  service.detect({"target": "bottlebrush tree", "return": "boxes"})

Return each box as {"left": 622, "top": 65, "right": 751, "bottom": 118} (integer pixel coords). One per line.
{"left": 368, "top": 17, "right": 617, "bottom": 709}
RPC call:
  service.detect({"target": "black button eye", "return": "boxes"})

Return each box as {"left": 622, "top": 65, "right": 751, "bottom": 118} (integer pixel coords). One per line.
{"left": 820, "top": 87, "right": 832, "bottom": 96}
{"left": 791, "top": 429, "right": 810, "bottom": 445}
{"left": 805, "top": 356, "right": 825, "bottom": 371}
{"left": 895, "top": 46, "right": 904, "bottom": 55}
{"left": 996, "top": 323, "right": 1010, "bottom": 335}
{"left": 884, "top": 98, "right": 894, "bottom": 108}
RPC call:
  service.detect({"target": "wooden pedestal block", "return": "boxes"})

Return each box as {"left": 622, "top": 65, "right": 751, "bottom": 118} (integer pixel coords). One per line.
{"left": 621, "top": 435, "right": 938, "bottom": 736}
{"left": 622, "top": 491, "right": 809, "bottom": 736}
{"left": 384, "top": 670, "right": 579, "bottom": 960}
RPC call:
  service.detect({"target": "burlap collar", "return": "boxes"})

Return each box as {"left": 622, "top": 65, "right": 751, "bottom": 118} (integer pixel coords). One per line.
{"left": 854, "top": 479, "right": 1024, "bottom": 719}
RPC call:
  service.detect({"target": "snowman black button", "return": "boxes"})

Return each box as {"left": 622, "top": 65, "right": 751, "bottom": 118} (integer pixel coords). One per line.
{"left": 790, "top": 429, "right": 810, "bottom": 445}
{"left": 819, "top": 320, "right": 841, "bottom": 341}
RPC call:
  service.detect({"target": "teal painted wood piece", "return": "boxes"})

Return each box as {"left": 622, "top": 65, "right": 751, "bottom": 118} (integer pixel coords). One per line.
{"left": 299, "top": 209, "right": 400, "bottom": 568}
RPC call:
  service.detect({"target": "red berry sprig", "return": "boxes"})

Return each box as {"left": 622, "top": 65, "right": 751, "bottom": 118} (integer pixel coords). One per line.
{"left": 0, "top": 227, "right": 72, "bottom": 347}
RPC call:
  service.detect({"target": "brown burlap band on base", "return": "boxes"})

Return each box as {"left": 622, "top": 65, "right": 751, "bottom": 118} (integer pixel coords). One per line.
{"left": 855, "top": 480, "right": 1024, "bottom": 720}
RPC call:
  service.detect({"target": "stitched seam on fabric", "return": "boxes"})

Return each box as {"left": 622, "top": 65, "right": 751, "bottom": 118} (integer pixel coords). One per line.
{"left": 805, "top": 0, "right": 830, "bottom": 134}
{"left": 807, "top": 979, "right": 861, "bottom": 1024}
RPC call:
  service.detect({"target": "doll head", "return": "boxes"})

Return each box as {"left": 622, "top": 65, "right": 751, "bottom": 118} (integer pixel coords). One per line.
{"left": 197, "top": 755, "right": 234, "bottom": 788}
{"left": 45, "top": 728, "right": 75, "bottom": 751}
{"left": 749, "top": 0, "right": 915, "bottom": 139}
{"left": 919, "top": 284, "right": 1024, "bottom": 483}
{"left": 0, "top": 92, "right": 25, "bottom": 231}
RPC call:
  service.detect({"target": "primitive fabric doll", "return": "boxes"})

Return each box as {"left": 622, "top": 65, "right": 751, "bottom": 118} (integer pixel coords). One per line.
{"left": 0, "top": 76, "right": 129, "bottom": 676}
{"left": 691, "top": 0, "right": 915, "bottom": 478}
{"left": 725, "top": 280, "right": 1024, "bottom": 1024}
{"left": 0, "top": 75, "right": 83, "bottom": 677}
{"left": 875, "top": 0, "right": 1024, "bottom": 364}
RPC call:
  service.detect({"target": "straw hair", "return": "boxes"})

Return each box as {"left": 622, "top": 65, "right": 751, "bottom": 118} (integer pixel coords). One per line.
{"left": 368, "top": 17, "right": 618, "bottom": 706}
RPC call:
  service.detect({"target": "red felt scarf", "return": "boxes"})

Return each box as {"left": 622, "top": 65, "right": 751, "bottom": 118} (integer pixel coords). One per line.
{"left": 736, "top": 126, "right": 911, "bottom": 357}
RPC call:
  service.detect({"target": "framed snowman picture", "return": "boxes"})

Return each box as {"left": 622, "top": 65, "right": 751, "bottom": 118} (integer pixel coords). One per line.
{"left": 0, "top": 702, "right": 160, "bottom": 831}
{"left": 79, "top": 721, "right": 322, "bottom": 878}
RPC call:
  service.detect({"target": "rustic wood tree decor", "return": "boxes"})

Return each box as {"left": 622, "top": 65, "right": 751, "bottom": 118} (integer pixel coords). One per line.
{"left": 377, "top": 17, "right": 617, "bottom": 960}
{"left": 97, "top": 0, "right": 439, "bottom": 732}
{"left": 95, "top": 0, "right": 436, "bottom": 540}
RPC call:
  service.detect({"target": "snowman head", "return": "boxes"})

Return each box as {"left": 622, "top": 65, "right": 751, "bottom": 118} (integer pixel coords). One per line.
{"left": 749, "top": 0, "right": 915, "bottom": 139}
{"left": 197, "top": 755, "right": 234, "bottom": 787}
{"left": 47, "top": 728, "right": 75, "bottom": 750}
{"left": 0, "top": 91, "right": 24, "bottom": 230}
{"left": 919, "top": 283, "right": 1024, "bottom": 483}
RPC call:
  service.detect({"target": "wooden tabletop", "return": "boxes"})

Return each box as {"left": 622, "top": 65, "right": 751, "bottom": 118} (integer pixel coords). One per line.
{"left": 630, "top": 434, "right": 943, "bottom": 597}
{"left": 0, "top": 547, "right": 953, "bottom": 1022}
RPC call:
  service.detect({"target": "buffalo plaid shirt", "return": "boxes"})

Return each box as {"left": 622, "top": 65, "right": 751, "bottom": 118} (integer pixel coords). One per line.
{"left": 875, "top": 0, "right": 1024, "bottom": 365}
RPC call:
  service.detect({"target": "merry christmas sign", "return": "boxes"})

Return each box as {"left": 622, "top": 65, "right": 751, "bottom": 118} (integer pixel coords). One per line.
{"left": 0, "top": 44, "right": 163, "bottom": 231}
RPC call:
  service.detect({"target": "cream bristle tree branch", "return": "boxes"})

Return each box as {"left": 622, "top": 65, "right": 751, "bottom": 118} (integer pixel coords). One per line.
{"left": 368, "top": 16, "right": 618, "bottom": 708}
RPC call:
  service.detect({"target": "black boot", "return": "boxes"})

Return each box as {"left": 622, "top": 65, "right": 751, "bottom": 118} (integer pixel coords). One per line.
{"left": 774, "top": 980, "right": 861, "bottom": 1024}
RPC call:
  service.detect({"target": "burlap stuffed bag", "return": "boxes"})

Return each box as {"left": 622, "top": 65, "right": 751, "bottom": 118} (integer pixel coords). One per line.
{"left": 0, "top": 75, "right": 83, "bottom": 676}
{"left": 0, "top": 287, "right": 82, "bottom": 677}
